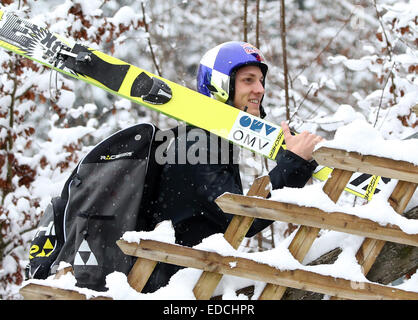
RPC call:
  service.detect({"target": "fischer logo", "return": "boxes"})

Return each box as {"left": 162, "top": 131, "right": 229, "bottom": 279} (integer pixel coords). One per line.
{"left": 268, "top": 129, "right": 284, "bottom": 159}
{"left": 100, "top": 151, "right": 133, "bottom": 161}
{"left": 364, "top": 175, "right": 379, "bottom": 201}
{"left": 228, "top": 113, "right": 279, "bottom": 156}
{"left": 0, "top": 12, "right": 64, "bottom": 64}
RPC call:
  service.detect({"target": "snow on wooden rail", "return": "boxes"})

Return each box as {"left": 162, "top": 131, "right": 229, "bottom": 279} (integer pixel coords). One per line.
{"left": 195, "top": 144, "right": 418, "bottom": 300}
{"left": 259, "top": 145, "right": 417, "bottom": 300}
{"left": 313, "top": 146, "right": 418, "bottom": 183}
{"left": 19, "top": 144, "right": 418, "bottom": 300}
{"left": 19, "top": 283, "right": 111, "bottom": 300}
{"left": 215, "top": 194, "right": 418, "bottom": 247}
{"left": 116, "top": 239, "right": 418, "bottom": 300}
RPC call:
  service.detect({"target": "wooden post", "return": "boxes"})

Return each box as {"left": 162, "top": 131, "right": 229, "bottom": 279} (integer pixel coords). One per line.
{"left": 356, "top": 181, "right": 417, "bottom": 275}
{"left": 53, "top": 265, "right": 74, "bottom": 279}
{"left": 192, "top": 176, "right": 271, "bottom": 299}
{"left": 259, "top": 168, "right": 353, "bottom": 300}
{"left": 331, "top": 180, "right": 417, "bottom": 300}
{"left": 127, "top": 257, "right": 158, "bottom": 292}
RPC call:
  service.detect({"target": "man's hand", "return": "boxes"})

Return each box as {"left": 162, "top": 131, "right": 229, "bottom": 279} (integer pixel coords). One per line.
{"left": 281, "top": 121, "right": 324, "bottom": 161}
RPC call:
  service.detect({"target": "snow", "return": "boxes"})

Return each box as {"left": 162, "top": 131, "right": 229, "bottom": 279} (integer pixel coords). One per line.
{"left": 317, "top": 118, "right": 418, "bottom": 166}
{"left": 343, "top": 58, "right": 372, "bottom": 72}
{"left": 111, "top": 6, "right": 140, "bottom": 27}
{"left": 122, "top": 220, "right": 176, "bottom": 244}
{"left": 76, "top": 0, "right": 103, "bottom": 16}
{"left": 313, "top": 104, "right": 366, "bottom": 132}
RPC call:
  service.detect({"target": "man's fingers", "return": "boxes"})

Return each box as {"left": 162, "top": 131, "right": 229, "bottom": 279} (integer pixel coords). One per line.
{"left": 281, "top": 121, "right": 292, "bottom": 139}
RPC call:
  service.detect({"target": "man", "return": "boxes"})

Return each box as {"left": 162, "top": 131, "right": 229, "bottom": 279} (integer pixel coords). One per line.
{"left": 144, "top": 41, "right": 322, "bottom": 292}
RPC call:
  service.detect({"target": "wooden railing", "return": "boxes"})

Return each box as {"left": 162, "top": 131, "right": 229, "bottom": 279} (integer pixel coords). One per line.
{"left": 19, "top": 145, "right": 418, "bottom": 300}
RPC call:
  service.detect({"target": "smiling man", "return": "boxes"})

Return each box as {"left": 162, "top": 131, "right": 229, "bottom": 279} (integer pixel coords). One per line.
{"left": 144, "top": 41, "right": 322, "bottom": 293}
{"left": 233, "top": 64, "right": 265, "bottom": 117}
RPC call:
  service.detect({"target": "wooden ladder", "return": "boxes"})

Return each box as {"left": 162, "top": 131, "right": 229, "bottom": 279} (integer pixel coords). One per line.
{"left": 19, "top": 146, "right": 418, "bottom": 300}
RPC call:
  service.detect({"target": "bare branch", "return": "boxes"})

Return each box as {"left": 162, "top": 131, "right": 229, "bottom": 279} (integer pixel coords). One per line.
{"left": 372, "top": 0, "right": 393, "bottom": 58}
{"left": 243, "top": 0, "right": 248, "bottom": 42}
{"left": 374, "top": 61, "right": 395, "bottom": 127}
{"left": 140, "top": 1, "right": 162, "bottom": 77}
{"left": 256, "top": 0, "right": 260, "bottom": 48}
{"left": 280, "top": 0, "right": 290, "bottom": 120}
{"left": 292, "top": 11, "right": 354, "bottom": 82}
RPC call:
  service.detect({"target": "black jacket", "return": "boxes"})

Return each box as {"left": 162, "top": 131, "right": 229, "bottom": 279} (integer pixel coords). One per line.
{"left": 144, "top": 125, "right": 316, "bottom": 292}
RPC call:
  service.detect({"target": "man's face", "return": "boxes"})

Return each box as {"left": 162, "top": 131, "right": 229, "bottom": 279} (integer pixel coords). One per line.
{"left": 233, "top": 65, "right": 265, "bottom": 117}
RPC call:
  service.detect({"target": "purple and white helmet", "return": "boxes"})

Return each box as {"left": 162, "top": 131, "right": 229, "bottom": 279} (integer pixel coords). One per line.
{"left": 197, "top": 41, "right": 268, "bottom": 109}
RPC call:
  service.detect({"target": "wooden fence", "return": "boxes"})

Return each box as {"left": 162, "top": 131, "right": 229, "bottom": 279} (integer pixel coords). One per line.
{"left": 20, "top": 145, "right": 418, "bottom": 300}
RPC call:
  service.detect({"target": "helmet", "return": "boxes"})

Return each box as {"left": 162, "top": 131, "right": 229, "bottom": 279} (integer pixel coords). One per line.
{"left": 197, "top": 41, "right": 268, "bottom": 117}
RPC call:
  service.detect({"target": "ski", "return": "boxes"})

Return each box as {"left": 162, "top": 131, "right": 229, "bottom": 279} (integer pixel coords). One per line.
{"left": 0, "top": 10, "right": 386, "bottom": 200}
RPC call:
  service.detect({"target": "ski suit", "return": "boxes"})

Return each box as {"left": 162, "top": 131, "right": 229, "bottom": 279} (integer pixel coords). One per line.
{"left": 144, "top": 126, "right": 317, "bottom": 292}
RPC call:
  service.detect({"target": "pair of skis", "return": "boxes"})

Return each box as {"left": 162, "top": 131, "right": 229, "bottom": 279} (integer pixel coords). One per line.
{"left": 0, "top": 9, "right": 388, "bottom": 200}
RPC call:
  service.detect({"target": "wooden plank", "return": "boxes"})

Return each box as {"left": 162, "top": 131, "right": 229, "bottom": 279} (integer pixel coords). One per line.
{"left": 258, "top": 168, "right": 352, "bottom": 300}
{"left": 223, "top": 176, "right": 271, "bottom": 247}
{"left": 331, "top": 181, "right": 417, "bottom": 300}
{"left": 127, "top": 257, "right": 158, "bottom": 292}
{"left": 388, "top": 180, "right": 418, "bottom": 214}
{"left": 117, "top": 239, "right": 418, "bottom": 300}
{"left": 355, "top": 238, "right": 386, "bottom": 276}
{"left": 19, "top": 283, "right": 111, "bottom": 300}
{"left": 322, "top": 169, "right": 354, "bottom": 203}
{"left": 313, "top": 147, "right": 418, "bottom": 183}
{"left": 193, "top": 176, "right": 271, "bottom": 300}
{"left": 215, "top": 193, "right": 418, "bottom": 247}
{"left": 53, "top": 266, "right": 74, "bottom": 279}
{"left": 356, "top": 181, "right": 417, "bottom": 275}
{"left": 285, "top": 169, "right": 352, "bottom": 261}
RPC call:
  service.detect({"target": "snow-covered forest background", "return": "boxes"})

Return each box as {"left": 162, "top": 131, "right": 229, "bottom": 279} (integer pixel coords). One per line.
{"left": 0, "top": 0, "right": 417, "bottom": 299}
